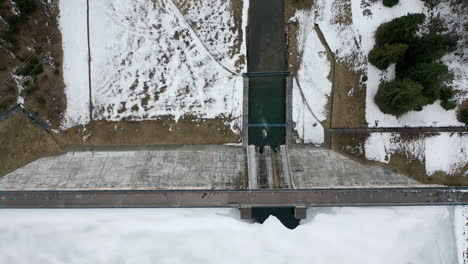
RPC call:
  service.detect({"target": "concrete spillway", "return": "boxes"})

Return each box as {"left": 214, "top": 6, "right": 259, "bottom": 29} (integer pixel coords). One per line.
{"left": 2, "top": 145, "right": 467, "bottom": 208}
{"left": 0, "top": 145, "right": 246, "bottom": 190}
{"left": 247, "top": 145, "right": 292, "bottom": 189}
{"left": 0, "top": 145, "right": 424, "bottom": 191}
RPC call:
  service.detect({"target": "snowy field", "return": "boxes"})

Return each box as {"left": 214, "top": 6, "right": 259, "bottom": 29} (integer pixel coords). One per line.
{"left": 58, "top": 0, "right": 90, "bottom": 128}
{"left": 290, "top": 0, "right": 467, "bottom": 173}
{"left": 365, "top": 132, "right": 468, "bottom": 176}
{"left": 0, "top": 207, "right": 466, "bottom": 264}
{"left": 298, "top": 0, "right": 467, "bottom": 129}
{"left": 291, "top": 9, "right": 332, "bottom": 145}
{"left": 59, "top": 0, "right": 248, "bottom": 131}
{"left": 354, "top": 0, "right": 467, "bottom": 127}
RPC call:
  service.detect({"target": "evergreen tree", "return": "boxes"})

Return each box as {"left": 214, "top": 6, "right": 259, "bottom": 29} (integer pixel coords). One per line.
{"left": 383, "top": 0, "right": 399, "bottom": 7}
{"left": 398, "top": 34, "right": 457, "bottom": 70}
{"left": 397, "top": 63, "right": 454, "bottom": 104}
{"left": 375, "top": 79, "right": 428, "bottom": 116}
{"left": 13, "top": 0, "right": 37, "bottom": 17}
{"left": 368, "top": 43, "right": 408, "bottom": 70}
{"left": 459, "top": 108, "right": 468, "bottom": 125}
{"left": 375, "top": 13, "right": 426, "bottom": 45}
{"left": 440, "top": 87, "right": 456, "bottom": 110}
{"left": 421, "top": 0, "right": 440, "bottom": 8}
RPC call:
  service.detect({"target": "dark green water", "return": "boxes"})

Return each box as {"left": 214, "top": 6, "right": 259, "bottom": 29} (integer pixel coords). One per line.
{"left": 248, "top": 0, "right": 286, "bottom": 147}
{"left": 252, "top": 207, "right": 300, "bottom": 229}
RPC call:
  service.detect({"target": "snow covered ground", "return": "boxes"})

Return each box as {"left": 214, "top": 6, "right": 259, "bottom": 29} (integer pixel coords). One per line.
{"left": 455, "top": 206, "right": 468, "bottom": 264}
{"left": 304, "top": 0, "right": 467, "bottom": 128}
{"left": 0, "top": 207, "right": 465, "bottom": 264}
{"left": 365, "top": 132, "right": 468, "bottom": 176}
{"left": 58, "top": 0, "right": 90, "bottom": 128}
{"left": 291, "top": 9, "right": 332, "bottom": 145}
{"left": 59, "top": 0, "right": 248, "bottom": 131}
{"left": 291, "top": 0, "right": 467, "bottom": 174}
{"left": 352, "top": 0, "right": 467, "bottom": 127}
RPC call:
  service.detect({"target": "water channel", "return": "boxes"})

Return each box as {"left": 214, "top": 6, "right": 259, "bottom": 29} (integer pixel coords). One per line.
{"left": 247, "top": 0, "right": 297, "bottom": 227}
{"left": 247, "top": 0, "right": 287, "bottom": 147}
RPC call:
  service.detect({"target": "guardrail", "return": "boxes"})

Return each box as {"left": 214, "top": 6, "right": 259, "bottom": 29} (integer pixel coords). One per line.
{"left": 1, "top": 188, "right": 467, "bottom": 208}
{"left": 0, "top": 104, "right": 22, "bottom": 121}
{"left": 329, "top": 126, "right": 468, "bottom": 133}
{"left": 242, "top": 71, "right": 290, "bottom": 77}
{"left": 248, "top": 124, "right": 288, "bottom": 127}
{"left": 0, "top": 104, "right": 50, "bottom": 131}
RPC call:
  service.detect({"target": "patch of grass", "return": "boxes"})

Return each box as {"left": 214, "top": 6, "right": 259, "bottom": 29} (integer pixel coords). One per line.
{"left": 36, "top": 96, "right": 46, "bottom": 105}
{"left": 421, "top": 0, "right": 440, "bottom": 8}
{"left": 16, "top": 56, "right": 44, "bottom": 76}
{"left": 12, "top": 0, "right": 37, "bottom": 17}
{"left": 25, "top": 82, "right": 38, "bottom": 94}
{"left": 1, "top": 0, "right": 37, "bottom": 45}
{"left": 6, "top": 15, "right": 21, "bottom": 33}
{"left": 0, "top": 31, "right": 17, "bottom": 46}
{"left": 0, "top": 96, "right": 17, "bottom": 111}
{"left": 7, "top": 86, "right": 16, "bottom": 93}
{"left": 427, "top": 17, "right": 448, "bottom": 34}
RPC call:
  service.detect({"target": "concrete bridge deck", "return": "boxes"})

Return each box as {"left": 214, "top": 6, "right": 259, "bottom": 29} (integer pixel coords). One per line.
{"left": 1, "top": 188, "right": 467, "bottom": 208}
{"left": 1, "top": 145, "right": 467, "bottom": 208}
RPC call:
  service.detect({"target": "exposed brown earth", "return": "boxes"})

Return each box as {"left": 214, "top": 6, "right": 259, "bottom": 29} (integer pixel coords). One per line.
{"left": 285, "top": 0, "right": 314, "bottom": 74}
{"left": 332, "top": 132, "right": 468, "bottom": 186}
{"left": 0, "top": 112, "right": 63, "bottom": 176}
{"left": 331, "top": 60, "right": 367, "bottom": 127}
{"left": 0, "top": 0, "right": 65, "bottom": 129}
{"left": 55, "top": 116, "right": 240, "bottom": 148}
{"left": 1, "top": 0, "right": 465, "bottom": 186}
{"left": 285, "top": 0, "right": 336, "bottom": 132}
{"left": 174, "top": 0, "right": 246, "bottom": 71}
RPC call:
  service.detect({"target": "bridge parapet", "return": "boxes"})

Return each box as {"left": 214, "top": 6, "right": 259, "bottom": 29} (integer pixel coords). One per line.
{"left": 0, "top": 145, "right": 464, "bottom": 208}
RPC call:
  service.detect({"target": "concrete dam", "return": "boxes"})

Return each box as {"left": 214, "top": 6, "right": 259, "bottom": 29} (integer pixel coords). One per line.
{"left": 1, "top": 145, "right": 467, "bottom": 214}
{"left": 0, "top": 145, "right": 421, "bottom": 191}
{"left": 1, "top": 0, "right": 467, "bottom": 217}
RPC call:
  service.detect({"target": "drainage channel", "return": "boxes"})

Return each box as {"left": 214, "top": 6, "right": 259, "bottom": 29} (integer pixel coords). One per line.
{"left": 245, "top": 0, "right": 300, "bottom": 227}
{"left": 247, "top": 0, "right": 287, "bottom": 148}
